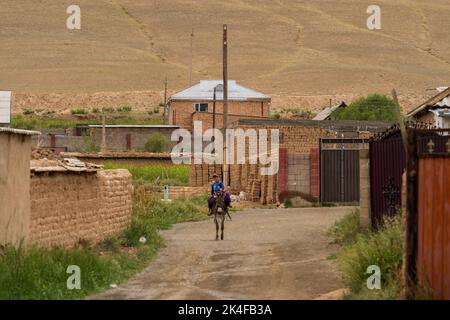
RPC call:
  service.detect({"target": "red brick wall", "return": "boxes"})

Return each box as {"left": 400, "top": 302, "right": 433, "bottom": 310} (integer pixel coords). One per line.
{"left": 310, "top": 148, "right": 320, "bottom": 198}
{"left": 169, "top": 100, "right": 270, "bottom": 130}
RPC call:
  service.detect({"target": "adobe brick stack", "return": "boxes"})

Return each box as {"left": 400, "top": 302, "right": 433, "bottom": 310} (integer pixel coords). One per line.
{"left": 29, "top": 169, "right": 132, "bottom": 247}
{"left": 189, "top": 164, "right": 223, "bottom": 187}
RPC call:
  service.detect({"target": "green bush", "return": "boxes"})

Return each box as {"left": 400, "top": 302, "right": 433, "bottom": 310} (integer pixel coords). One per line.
{"left": 144, "top": 133, "right": 170, "bottom": 153}
{"left": 336, "top": 217, "right": 403, "bottom": 299}
{"left": 71, "top": 108, "right": 88, "bottom": 115}
{"left": 284, "top": 198, "right": 293, "bottom": 208}
{"left": 102, "top": 107, "right": 115, "bottom": 114}
{"left": 22, "top": 109, "right": 35, "bottom": 116}
{"left": 10, "top": 115, "right": 38, "bottom": 130}
{"left": 92, "top": 107, "right": 100, "bottom": 114}
{"left": 327, "top": 210, "right": 363, "bottom": 245}
{"left": 331, "top": 94, "right": 397, "bottom": 121}
{"left": 116, "top": 106, "right": 132, "bottom": 113}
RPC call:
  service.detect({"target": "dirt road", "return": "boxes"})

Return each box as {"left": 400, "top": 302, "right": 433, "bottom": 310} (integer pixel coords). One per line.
{"left": 95, "top": 207, "right": 351, "bottom": 300}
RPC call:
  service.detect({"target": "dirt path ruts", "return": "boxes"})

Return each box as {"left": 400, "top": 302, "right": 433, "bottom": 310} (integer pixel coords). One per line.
{"left": 94, "top": 207, "right": 351, "bottom": 300}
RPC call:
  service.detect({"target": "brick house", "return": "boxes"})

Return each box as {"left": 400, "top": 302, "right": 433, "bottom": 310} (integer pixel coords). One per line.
{"left": 168, "top": 80, "right": 271, "bottom": 131}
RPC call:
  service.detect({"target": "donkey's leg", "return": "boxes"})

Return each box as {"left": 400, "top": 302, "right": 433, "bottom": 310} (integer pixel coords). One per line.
{"left": 214, "top": 216, "right": 219, "bottom": 241}
{"left": 221, "top": 214, "right": 225, "bottom": 240}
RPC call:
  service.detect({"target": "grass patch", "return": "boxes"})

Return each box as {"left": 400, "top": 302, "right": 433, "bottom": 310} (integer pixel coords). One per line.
{"left": 0, "top": 191, "right": 207, "bottom": 300}
{"left": 327, "top": 210, "right": 363, "bottom": 245}
{"left": 103, "top": 163, "right": 189, "bottom": 186}
{"left": 328, "top": 212, "right": 403, "bottom": 300}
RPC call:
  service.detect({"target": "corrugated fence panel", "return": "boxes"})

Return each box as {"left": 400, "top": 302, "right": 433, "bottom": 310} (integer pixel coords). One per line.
{"left": 418, "top": 157, "right": 450, "bottom": 300}
{"left": 321, "top": 150, "right": 359, "bottom": 203}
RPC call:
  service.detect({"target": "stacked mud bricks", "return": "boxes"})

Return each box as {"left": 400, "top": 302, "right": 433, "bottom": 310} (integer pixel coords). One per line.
{"left": 29, "top": 169, "right": 132, "bottom": 247}
{"left": 189, "top": 164, "right": 223, "bottom": 187}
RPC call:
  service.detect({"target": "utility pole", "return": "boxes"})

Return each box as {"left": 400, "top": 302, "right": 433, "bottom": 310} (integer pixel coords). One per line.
{"left": 213, "top": 86, "right": 217, "bottom": 130}
{"left": 163, "top": 77, "right": 168, "bottom": 119}
{"left": 164, "top": 77, "right": 168, "bottom": 106}
{"left": 189, "top": 28, "right": 194, "bottom": 86}
{"left": 222, "top": 24, "right": 229, "bottom": 187}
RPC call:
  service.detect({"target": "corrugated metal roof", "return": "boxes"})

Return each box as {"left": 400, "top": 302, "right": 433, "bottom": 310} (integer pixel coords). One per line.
{"left": 88, "top": 125, "right": 180, "bottom": 128}
{"left": 407, "top": 87, "right": 450, "bottom": 117}
{"left": 312, "top": 102, "right": 347, "bottom": 121}
{"left": 0, "top": 127, "right": 41, "bottom": 135}
{"left": 170, "top": 80, "right": 270, "bottom": 101}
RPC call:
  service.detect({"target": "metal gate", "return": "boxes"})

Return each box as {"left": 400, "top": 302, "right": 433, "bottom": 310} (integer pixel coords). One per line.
{"left": 369, "top": 132, "right": 406, "bottom": 227}
{"left": 320, "top": 139, "right": 366, "bottom": 203}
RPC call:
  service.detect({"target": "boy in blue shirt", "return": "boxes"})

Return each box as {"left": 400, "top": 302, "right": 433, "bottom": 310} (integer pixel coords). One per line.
{"left": 208, "top": 173, "right": 231, "bottom": 215}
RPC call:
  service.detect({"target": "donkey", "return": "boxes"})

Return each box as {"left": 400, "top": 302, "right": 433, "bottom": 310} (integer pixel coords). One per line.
{"left": 211, "top": 192, "right": 231, "bottom": 240}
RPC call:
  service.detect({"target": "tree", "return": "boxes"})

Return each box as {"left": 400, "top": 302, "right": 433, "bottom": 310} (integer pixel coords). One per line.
{"left": 330, "top": 94, "right": 397, "bottom": 121}
{"left": 144, "top": 133, "right": 170, "bottom": 153}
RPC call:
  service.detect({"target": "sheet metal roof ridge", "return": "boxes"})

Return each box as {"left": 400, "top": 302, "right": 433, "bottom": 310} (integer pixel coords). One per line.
{"left": 407, "top": 87, "right": 450, "bottom": 117}
{"left": 312, "top": 102, "right": 347, "bottom": 121}
{"left": 170, "top": 80, "right": 271, "bottom": 101}
{"left": 87, "top": 125, "right": 180, "bottom": 128}
{"left": 0, "top": 127, "right": 41, "bottom": 135}
{"left": 230, "top": 118, "right": 392, "bottom": 128}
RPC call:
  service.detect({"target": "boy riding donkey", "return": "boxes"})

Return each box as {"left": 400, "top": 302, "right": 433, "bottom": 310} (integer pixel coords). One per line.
{"left": 208, "top": 173, "right": 231, "bottom": 216}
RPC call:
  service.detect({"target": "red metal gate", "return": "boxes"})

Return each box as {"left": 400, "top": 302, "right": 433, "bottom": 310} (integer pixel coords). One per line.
{"left": 417, "top": 138, "right": 450, "bottom": 299}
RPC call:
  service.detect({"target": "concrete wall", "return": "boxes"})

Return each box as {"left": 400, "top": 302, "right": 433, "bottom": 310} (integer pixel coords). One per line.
{"left": 359, "top": 150, "right": 371, "bottom": 228}
{"left": 0, "top": 132, "right": 32, "bottom": 246}
{"left": 169, "top": 100, "right": 270, "bottom": 131}
{"left": 29, "top": 169, "right": 132, "bottom": 247}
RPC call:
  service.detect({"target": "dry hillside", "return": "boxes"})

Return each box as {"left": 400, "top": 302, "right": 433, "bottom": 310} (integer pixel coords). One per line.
{"left": 1, "top": 0, "right": 449, "bottom": 112}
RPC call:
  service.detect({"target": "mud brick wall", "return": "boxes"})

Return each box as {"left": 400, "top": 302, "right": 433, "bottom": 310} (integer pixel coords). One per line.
{"left": 29, "top": 169, "right": 132, "bottom": 247}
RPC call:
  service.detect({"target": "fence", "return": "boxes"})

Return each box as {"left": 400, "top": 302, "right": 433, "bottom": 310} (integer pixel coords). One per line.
{"left": 320, "top": 139, "right": 368, "bottom": 203}
{"left": 414, "top": 130, "right": 450, "bottom": 299}
{"left": 369, "top": 132, "right": 406, "bottom": 227}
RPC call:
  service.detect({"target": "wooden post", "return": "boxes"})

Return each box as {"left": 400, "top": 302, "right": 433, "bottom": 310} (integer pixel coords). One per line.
{"left": 222, "top": 24, "right": 229, "bottom": 187}
{"left": 404, "top": 128, "right": 419, "bottom": 299}
{"left": 213, "top": 86, "right": 217, "bottom": 130}
{"left": 391, "top": 89, "right": 408, "bottom": 154}
{"left": 163, "top": 78, "right": 168, "bottom": 120}
{"left": 101, "top": 111, "right": 107, "bottom": 153}
{"left": 189, "top": 28, "right": 194, "bottom": 86}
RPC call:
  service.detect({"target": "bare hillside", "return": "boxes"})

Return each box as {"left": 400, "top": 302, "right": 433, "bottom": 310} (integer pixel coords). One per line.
{"left": 1, "top": 0, "right": 449, "bottom": 109}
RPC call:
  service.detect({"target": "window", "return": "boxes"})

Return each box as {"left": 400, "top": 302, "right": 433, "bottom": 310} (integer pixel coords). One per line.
{"left": 194, "top": 103, "right": 208, "bottom": 112}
